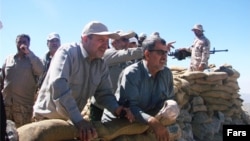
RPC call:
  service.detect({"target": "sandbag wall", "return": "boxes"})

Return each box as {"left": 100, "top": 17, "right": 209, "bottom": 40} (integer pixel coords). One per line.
{"left": 170, "top": 66, "right": 250, "bottom": 141}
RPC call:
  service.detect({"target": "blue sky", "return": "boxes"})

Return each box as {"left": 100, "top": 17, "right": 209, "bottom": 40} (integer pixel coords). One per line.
{"left": 0, "top": 0, "right": 249, "bottom": 95}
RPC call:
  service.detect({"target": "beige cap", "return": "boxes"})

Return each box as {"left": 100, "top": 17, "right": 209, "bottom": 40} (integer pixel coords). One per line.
{"left": 192, "top": 24, "right": 204, "bottom": 32}
{"left": 116, "top": 30, "right": 135, "bottom": 39}
{"left": 82, "top": 21, "right": 120, "bottom": 39}
{"left": 47, "top": 32, "right": 60, "bottom": 40}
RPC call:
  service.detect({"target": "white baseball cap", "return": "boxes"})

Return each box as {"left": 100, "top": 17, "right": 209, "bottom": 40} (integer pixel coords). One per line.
{"left": 129, "top": 37, "right": 138, "bottom": 45}
{"left": 82, "top": 21, "right": 120, "bottom": 39}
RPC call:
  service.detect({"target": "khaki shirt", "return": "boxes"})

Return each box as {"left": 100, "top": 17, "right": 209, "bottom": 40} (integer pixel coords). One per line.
{"left": 33, "top": 42, "right": 119, "bottom": 124}
{"left": 2, "top": 52, "right": 43, "bottom": 105}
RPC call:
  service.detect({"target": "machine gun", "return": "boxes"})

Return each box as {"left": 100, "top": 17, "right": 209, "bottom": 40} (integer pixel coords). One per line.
{"left": 168, "top": 47, "right": 228, "bottom": 60}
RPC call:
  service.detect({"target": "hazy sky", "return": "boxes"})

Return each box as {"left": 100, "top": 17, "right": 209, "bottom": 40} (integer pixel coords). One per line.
{"left": 0, "top": 0, "right": 249, "bottom": 94}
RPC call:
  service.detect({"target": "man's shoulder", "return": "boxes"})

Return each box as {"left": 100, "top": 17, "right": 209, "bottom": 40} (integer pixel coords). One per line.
{"left": 61, "top": 42, "right": 79, "bottom": 49}
{"left": 57, "top": 42, "right": 81, "bottom": 55}
{"left": 123, "top": 61, "right": 142, "bottom": 75}
{"left": 162, "top": 67, "right": 173, "bottom": 75}
{"left": 199, "top": 35, "right": 210, "bottom": 43}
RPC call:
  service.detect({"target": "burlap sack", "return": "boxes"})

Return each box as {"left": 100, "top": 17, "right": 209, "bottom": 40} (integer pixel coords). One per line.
{"left": 190, "top": 84, "right": 211, "bottom": 93}
{"left": 209, "top": 85, "right": 235, "bottom": 94}
{"left": 196, "top": 78, "right": 223, "bottom": 85}
{"left": 94, "top": 120, "right": 148, "bottom": 141}
{"left": 17, "top": 119, "right": 148, "bottom": 141}
{"left": 200, "top": 90, "right": 232, "bottom": 100}
{"left": 17, "top": 119, "right": 78, "bottom": 141}
{"left": 112, "top": 123, "right": 181, "bottom": 141}
{"left": 224, "top": 81, "right": 240, "bottom": 90}
{"left": 180, "top": 71, "right": 207, "bottom": 80}
{"left": 169, "top": 66, "right": 187, "bottom": 72}
{"left": 205, "top": 72, "right": 228, "bottom": 81}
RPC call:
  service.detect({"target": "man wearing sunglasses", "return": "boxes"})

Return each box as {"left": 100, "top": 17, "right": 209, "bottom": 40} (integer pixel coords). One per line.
{"left": 102, "top": 36, "right": 180, "bottom": 141}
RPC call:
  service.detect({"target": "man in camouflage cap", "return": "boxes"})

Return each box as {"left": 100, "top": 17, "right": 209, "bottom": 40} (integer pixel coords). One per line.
{"left": 180, "top": 24, "right": 210, "bottom": 71}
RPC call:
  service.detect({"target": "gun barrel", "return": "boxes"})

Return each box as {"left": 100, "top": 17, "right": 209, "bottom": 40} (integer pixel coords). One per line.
{"left": 210, "top": 49, "right": 228, "bottom": 54}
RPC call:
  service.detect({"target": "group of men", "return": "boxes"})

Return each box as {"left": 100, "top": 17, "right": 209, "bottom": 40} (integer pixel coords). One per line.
{"left": 0, "top": 21, "right": 210, "bottom": 141}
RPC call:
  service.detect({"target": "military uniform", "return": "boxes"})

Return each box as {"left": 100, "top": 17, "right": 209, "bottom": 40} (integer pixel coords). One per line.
{"left": 188, "top": 35, "right": 210, "bottom": 71}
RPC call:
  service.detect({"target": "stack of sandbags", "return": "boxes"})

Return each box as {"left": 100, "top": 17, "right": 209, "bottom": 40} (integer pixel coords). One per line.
{"left": 170, "top": 64, "right": 250, "bottom": 141}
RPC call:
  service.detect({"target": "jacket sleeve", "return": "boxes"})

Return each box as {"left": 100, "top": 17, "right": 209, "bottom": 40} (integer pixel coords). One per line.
{"left": 103, "top": 47, "right": 143, "bottom": 66}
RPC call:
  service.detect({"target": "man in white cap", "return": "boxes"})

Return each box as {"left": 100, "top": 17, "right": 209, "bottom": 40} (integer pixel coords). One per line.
{"left": 89, "top": 30, "right": 144, "bottom": 121}
{"left": 37, "top": 32, "right": 61, "bottom": 89}
{"left": 33, "top": 21, "right": 135, "bottom": 141}
{"left": 128, "top": 37, "right": 139, "bottom": 48}
{"left": 179, "top": 24, "right": 210, "bottom": 71}
{"left": 105, "top": 30, "right": 143, "bottom": 92}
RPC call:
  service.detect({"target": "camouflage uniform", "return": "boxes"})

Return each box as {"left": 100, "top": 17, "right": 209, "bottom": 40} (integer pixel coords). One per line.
{"left": 187, "top": 35, "right": 210, "bottom": 71}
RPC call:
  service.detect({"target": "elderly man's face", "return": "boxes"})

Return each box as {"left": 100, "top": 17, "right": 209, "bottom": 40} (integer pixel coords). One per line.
{"left": 82, "top": 34, "right": 110, "bottom": 60}
{"left": 145, "top": 41, "right": 168, "bottom": 72}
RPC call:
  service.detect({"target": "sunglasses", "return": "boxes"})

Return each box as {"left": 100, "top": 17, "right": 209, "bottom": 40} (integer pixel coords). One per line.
{"left": 148, "top": 49, "right": 168, "bottom": 56}
{"left": 121, "top": 38, "right": 129, "bottom": 42}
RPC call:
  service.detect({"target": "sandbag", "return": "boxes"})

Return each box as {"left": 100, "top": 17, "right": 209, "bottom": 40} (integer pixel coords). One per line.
{"left": 17, "top": 119, "right": 78, "bottom": 141}
{"left": 205, "top": 72, "right": 228, "bottom": 81}
{"left": 113, "top": 123, "right": 182, "bottom": 141}
{"left": 200, "top": 90, "right": 232, "bottom": 100}
{"left": 18, "top": 119, "right": 148, "bottom": 141}
{"left": 196, "top": 78, "right": 223, "bottom": 85}
{"left": 180, "top": 71, "right": 207, "bottom": 80}
{"left": 190, "top": 84, "right": 211, "bottom": 93}
{"left": 94, "top": 120, "right": 148, "bottom": 141}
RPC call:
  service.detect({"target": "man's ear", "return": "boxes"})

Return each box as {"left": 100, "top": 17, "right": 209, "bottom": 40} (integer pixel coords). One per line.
{"left": 144, "top": 50, "right": 150, "bottom": 59}
{"left": 81, "top": 35, "right": 88, "bottom": 42}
